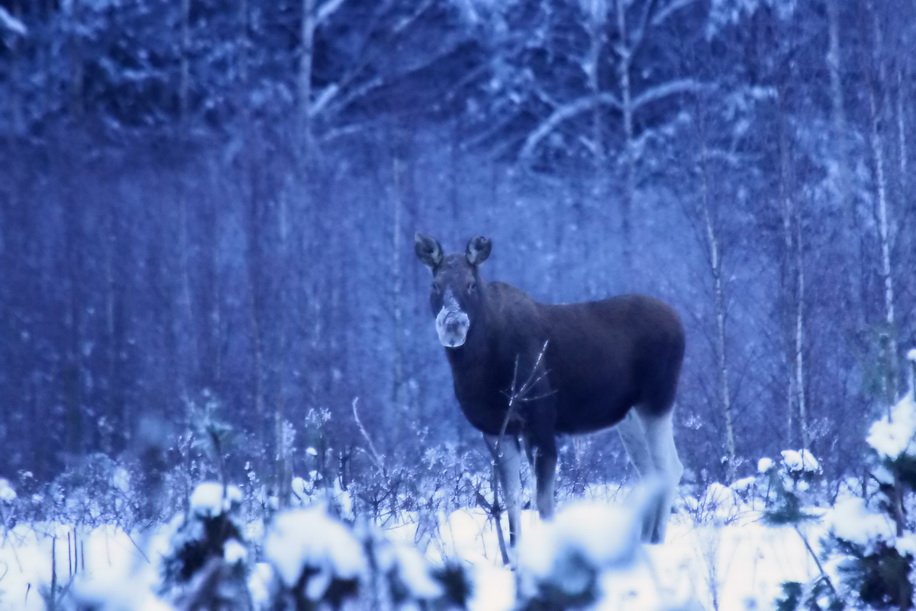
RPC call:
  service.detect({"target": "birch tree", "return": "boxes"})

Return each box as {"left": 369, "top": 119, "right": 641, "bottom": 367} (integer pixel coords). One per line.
{"left": 864, "top": 0, "right": 900, "bottom": 404}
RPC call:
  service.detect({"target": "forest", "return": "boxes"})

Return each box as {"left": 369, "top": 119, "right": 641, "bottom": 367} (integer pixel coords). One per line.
{"left": 0, "top": 0, "right": 915, "bottom": 607}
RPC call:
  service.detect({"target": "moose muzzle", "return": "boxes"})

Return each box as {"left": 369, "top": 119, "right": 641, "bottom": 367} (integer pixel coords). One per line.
{"left": 436, "top": 291, "right": 470, "bottom": 348}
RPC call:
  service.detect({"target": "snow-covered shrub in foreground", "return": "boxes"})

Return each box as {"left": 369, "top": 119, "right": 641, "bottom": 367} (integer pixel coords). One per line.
{"left": 264, "top": 505, "right": 365, "bottom": 607}
{"left": 263, "top": 504, "right": 471, "bottom": 609}
{"left": 517, "top": 480, "right": 661, "bottom": 608}
{"left": 159, "top": 481, "right": 252, "bottom": 608}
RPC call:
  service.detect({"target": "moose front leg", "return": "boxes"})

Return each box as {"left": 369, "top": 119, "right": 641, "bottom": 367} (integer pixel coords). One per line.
{"left": 484, "top": 433, "right": 522, "bottom": 549}
{"left": 533, "top": 435, "right": 557, "bottom": 519}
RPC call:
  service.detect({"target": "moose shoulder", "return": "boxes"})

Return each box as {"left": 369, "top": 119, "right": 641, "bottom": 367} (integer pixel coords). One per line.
{"left": 415, "top": 233, "right": 685, "bottom": 545}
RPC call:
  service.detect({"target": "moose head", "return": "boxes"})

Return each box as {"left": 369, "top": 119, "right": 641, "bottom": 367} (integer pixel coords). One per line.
{"left": 415, "top": 233, "right": 492, "bottom": 349}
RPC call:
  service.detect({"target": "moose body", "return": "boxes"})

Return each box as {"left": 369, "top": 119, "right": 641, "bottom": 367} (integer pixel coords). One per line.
{"left": 415, "top": 234, "right": 685, "bottom": 545}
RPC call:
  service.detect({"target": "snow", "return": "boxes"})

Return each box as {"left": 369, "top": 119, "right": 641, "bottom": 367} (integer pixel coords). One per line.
{"left": 695, "top": 482, "right": 742, "bottom": 522}
{"left": 518, "top": 499, "right": 643, "bottom": 581}
{"left": 0, "top": 523, "right": 167, "bottom": 610}
{"left": 387, "top": 543, "right": 443, "bottom": 600}
{"left": 757, "top": 457, "right": 774, "bottom": 473}
{"left": 263, "top": 506, "right": 366, "bottom": 594}
{"left": 825, "top": 497, "right": 894, "bottom": 551}
{"left": 780, "top": 449, "right": 821, "bottom": 474}
{"left": 112, "top": 467, "right": 130, "bottom": 493}
{"left": 867, "top": 394, "right": 916, "bottom": 461}
{"left": 248, "top": 562, "right": 274, "bottom": 609}
{"left": 895, "top": 533, "right": 916, "bottom": 557}
{"left": 189, "top": 481, "right": 243, "bottom": 517}
{"left": 0, "top": 477, "right": 16, "bottom": 502}
{"left": 730, "top": 476, "right": 756, "bottom": 493}
{"left": 0, "top": 490, "right": 837, "bottom": 610}
{"left": 223, "top": 538, "right": 248, "bottom": 564}
{"left": 0, "top": 6, "right": 27, "bottom": 36}
{"left": 906, "top": 348, "right": 916, "bottom": 362}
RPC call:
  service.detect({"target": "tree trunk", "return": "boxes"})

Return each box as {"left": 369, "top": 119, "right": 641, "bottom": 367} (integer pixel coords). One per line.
{"left": 179, "top": 0, "right": 190, "bottom": 123}
{"left": 793, "top": 204, "right": 808, "bottom": 450}
{"left": 866, "top": 30, "right": 898, "bottom": 405}
{"left": 778, "top": 108, "right": 808, "bottom": 449}
{"left": 615, "top": 0, "right": 635, "bottom": 276}
{"left": 587, "top": 0, "right": 607, "bottom": 197}
{"left": 896, "top": 68, "right": 908, "bottom": 203}
{"left": 700, "top": 149, "right": 737, "bottom": 482}
{"left": 299, "top": 0, "right": 316, "bottom": 157}
{"left": 390, "top": 157, "right": 405, "bottom": 408}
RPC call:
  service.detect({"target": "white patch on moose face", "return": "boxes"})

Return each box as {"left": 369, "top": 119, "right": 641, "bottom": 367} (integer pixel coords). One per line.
{"left": 435, "top": 290, "right": 470, "bottom": 348}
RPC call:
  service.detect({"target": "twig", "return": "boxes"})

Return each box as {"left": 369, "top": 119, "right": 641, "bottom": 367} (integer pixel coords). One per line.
{"left": 793, "top": 524, "right": 839, "bottom": 599}
{"left": 124, "top": 531, "right": 152, "bottom": 565}
{"left": 352, "top": 398, "right": 386, "bottom": 477}
{"left": 488, "top": 340, "right": 552, "bottom": 565}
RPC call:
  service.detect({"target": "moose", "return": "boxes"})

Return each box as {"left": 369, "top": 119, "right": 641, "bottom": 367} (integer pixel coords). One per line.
{"left": 414, "top": 233, "right": 685, "bottom": 546}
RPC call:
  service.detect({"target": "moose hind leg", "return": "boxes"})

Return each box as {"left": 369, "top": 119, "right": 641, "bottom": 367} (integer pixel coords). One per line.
{"left": 640, "top": 410, "right": 683, "bottom": 543}
{"left": 617, "top": 410, "right": 656, "bottom": 541}
{"left": 617, "top": 410, "right": 654, "bottom": 477}
{"left": 484, "top": 434, "right": 523, "bottom": 548}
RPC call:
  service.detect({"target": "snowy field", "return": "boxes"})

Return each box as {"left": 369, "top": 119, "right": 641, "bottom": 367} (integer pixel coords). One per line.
{"left": 2, "top": 392, "right": 914, "bottom": 609}
{"left": 0, "top": 485, "right": 831, "bottom": 610}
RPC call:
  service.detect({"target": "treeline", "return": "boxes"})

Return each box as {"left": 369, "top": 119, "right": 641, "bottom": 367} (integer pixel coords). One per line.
{"left": 0, "top": 0, "right": 913, "bottom": 501}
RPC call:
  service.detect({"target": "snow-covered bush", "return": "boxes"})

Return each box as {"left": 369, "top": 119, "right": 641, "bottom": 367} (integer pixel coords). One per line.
{"left": 159, "top": 481, "right": 252, "bottom": 608}
{"left": 758, "top": 449, "right": 822, "bottom": 525}
{"left": 816, "top": 391, "right": 916, "bottom": 609}
{"left": 778, "top": 351, "right": 916, "bottom": 610}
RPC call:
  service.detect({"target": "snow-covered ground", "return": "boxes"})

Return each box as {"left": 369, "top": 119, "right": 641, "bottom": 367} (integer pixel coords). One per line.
{"left": 0, "top": 489, "right": 827, "bottom": 610}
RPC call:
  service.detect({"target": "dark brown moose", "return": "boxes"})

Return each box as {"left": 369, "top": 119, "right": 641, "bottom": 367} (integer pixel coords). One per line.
{"left": 415, "top": 233, "right": 685, "bottom": 547}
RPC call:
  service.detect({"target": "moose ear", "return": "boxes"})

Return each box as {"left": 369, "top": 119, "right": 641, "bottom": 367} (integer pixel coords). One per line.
{"left": 415, "top": 233, "right": 444, "bottom": 269}
{"left": 466, "top": 235, "right": 492, "bottom": 266}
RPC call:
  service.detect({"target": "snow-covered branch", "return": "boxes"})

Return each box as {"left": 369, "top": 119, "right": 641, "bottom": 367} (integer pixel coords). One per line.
{"left": 630, "top": 78, "right": 704, "bottom": 112}
{"left": 652, "top": 0, "right": 699, "bottom": 26}
{"left": 519, "top": 93, "right": 622, "bottom": 160}
{"left": 316, "top": 0, "right": 348, "bottom": 25}
{"left": 0, "top": 6, "right": 27, "bottom": 36}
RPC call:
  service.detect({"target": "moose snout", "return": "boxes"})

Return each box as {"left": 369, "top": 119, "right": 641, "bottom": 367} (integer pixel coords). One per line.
{"left": 435, "top": 306, "right": 470, "bottom": 348}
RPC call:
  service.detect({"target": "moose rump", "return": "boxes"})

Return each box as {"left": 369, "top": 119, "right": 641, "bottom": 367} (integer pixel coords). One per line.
{"left": 415, "top": 233, "right": 685, "bottom": 546}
